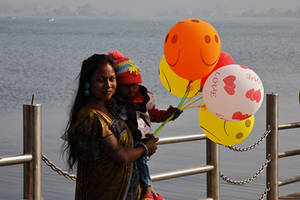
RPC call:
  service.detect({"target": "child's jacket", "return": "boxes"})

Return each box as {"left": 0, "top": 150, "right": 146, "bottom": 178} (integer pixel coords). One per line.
{"left": 115, "top": 85, "right": 175, "bottom": 140}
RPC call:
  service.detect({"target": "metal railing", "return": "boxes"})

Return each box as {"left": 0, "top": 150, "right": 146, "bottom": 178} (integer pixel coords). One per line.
{"left": 153, "top": 135, "right": 220, "bottom": 200}
{"left": 1, "top": 93, "right": 300, "bottom": 200}
{"left": 0, "top": 104, "right": 42, "bottom": 200}
{"left": 266, "top": 93, "right": 300, "bottom": 200}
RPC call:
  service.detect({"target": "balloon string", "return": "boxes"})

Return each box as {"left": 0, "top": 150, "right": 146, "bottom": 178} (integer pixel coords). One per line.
{"left": 153, "top": 81, "right": 192, "bottom": 136}
{"left": 152, "top": 96, "right": 187, "bottom": 136}
{"left": 191, "top": 88, "right": 202, "bottom": 98}
{"left": 152, "top": 112, "right": 175, "bottom": 136}
{"left": 181, "top": 96, "right": 202, "bottom": 110}
{"left": 181, "top": 89, "right": 201, "bottom": 107}
{"left": 181, "top": 105, "right": 201, "bottom": 111}
{"left": 181, "top": 97, "right": 193, "bottom": 108}
{"left": 177, "top": 89, "right": 189, "bottom": 108}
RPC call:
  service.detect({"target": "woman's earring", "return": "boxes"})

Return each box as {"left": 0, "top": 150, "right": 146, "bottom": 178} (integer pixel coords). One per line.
{"left": 84, "top": 82, "right": 90, "bottom": 96}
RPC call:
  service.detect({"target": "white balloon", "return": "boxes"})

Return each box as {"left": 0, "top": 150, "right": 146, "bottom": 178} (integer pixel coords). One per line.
{"left": 203, "top": 64, "right": 264, "bottom": 121}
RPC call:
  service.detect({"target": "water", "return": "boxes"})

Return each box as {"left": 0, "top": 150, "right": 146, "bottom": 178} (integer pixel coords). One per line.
{"left": 0, "top": 16, "right": 300, "bottom": 200}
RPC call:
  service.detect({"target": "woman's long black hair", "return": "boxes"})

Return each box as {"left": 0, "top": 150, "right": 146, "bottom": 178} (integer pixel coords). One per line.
{"left": 64, "top": 54, "right": 115, "bottom": 171}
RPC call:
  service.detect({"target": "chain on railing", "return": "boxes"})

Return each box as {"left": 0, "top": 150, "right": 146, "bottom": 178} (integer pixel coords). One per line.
{"left": 42, "top": 153, "right": 271, "bottom": 199}
{"left": 259, "top": 183, "right": 270, "bottom": 200}
{"left": 220, "top": 154, "right": 271, "bottom": 199}
{"left": 42, "top": 131, "right": 273, "bottom": 199}
{"left": 42, "top": 154, "right": 76, "bottom": 181}
{"left": 225, "top": 126, "right": 271, "bottom": 152}
{"left": 220, "top": 154, "right": 271, "bottom": 185}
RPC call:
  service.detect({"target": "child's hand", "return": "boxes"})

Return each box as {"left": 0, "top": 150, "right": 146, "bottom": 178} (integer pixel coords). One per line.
{"left": 168, "top": 106, "right": 183, "bottom": 120}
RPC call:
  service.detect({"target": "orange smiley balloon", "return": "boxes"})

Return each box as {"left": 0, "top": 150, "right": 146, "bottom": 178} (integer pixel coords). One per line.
{"left": 164, "top": 18, "right": 221, "bottom": 81}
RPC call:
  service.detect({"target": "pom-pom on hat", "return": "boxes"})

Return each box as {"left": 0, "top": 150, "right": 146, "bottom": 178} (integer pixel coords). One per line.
{"left": 108, "top": 50, "right": 142, "bottom": 84}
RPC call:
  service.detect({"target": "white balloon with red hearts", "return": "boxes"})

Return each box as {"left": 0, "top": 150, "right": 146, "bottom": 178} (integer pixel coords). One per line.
{"left": 203, "top": 64, "right": 264, "bottom": 121}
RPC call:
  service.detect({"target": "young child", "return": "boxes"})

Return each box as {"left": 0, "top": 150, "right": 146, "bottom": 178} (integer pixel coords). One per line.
{"left": 108, "top": 50, "right": 182, "bottom": 200}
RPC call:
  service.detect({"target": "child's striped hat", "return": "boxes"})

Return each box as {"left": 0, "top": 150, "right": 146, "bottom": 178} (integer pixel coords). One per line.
{"left": 108, "top": 50, "right": 142, "bottom": 84}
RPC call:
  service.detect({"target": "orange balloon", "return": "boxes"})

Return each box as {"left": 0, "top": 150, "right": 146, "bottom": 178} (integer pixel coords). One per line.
{"left": 164, "top": 18, "right": 221, "bottom": 81}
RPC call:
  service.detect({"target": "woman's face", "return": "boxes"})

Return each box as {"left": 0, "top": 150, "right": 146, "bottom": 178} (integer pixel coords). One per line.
{"left": 90, "top": 62, "right": 117, "bottom": 102}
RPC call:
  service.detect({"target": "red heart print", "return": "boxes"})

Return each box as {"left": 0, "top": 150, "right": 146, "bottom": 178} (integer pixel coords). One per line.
{"left": 246, "top": 88, "right": 254, "bottom": 99}
{"left": 223, "top": 75, "right": 236, "bottom": 95}
{"left": 240, "top": 65, "right": 248, "bottom": 69}
{"left": 232, "top": 112, "right": 251, "bottom": 120}
{"left": 246, "top": 88, "right": 261, "bottom": 103}
{"left": 224, "top": 86, "right": 235, "bottom": 95}
{"left": 253, "top": 89, "right": 261, "bottom": 103}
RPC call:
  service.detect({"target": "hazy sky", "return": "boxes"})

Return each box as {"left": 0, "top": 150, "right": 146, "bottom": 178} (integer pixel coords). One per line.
{"left": 1, "top": 0, "right": 300, "bottom": 17}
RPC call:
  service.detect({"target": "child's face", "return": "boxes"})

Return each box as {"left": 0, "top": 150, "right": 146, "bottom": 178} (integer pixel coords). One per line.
{"left": 117, "top": 83, "right": 139, "bottom": 98}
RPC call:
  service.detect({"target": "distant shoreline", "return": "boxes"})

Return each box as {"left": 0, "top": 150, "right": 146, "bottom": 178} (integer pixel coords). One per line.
{"left": 1, "top": 15, "right": 300, "bottom": 21}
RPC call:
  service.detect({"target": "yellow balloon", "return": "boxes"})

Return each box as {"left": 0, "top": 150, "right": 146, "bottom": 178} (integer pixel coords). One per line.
{"left": 159, "top": 56, "right": 201, "bottom": 98}
{"left": 199, "top": 104, "right": 254, "bottom": 146}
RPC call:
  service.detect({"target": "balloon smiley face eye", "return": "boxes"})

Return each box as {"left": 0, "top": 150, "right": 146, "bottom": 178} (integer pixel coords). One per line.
{"left": 165, "top": 34, "right": 178, "bottom": 44}
{"left": 205, "top": 35, "right": 219, "bottom": 44}
{"left": 235, "top": 132, "right": 243, "bottom": 139}
{"left": 205, "top": 35, "right": 211, "bottom": 43}
{"left": 171, "top": 34, "right": 178, "bottom": 44}
{"left": 245, "top": 119, "right": 251, "bottom": 127}
{"left": 215, "top": 35, "right": 219, "bottom": 43}
{"left": 165, "top": 34, "right": 169, "bottom": 43}
{"left": 191, "top": 19, "right": 200, "bottom": 23}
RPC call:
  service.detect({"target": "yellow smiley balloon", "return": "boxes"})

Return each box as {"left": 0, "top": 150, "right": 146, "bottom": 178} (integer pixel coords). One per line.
{"left": 199, "top": 104, "right": 254, "bottom": 146}
{"left": 159, "top": 56, "right": 202, "bottom": 98}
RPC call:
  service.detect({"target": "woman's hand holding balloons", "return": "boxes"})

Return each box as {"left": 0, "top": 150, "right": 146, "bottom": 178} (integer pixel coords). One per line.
{"left": 144, "top": 134, "right": 159, "bottom": 157}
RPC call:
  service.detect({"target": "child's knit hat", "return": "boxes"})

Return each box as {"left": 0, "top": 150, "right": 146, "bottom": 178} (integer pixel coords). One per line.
{"left": 108, "top": 50, "right": 142, "bottom": 84}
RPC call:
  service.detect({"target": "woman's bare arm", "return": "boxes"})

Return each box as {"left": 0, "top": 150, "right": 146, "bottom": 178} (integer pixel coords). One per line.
{"left": 102, "top": 134, "right": 158, "bottom": 164}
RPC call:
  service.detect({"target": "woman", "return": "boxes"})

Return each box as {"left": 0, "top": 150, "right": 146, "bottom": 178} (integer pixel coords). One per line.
{"left": 64, "top": 54, "right": 158, "bottom": 200}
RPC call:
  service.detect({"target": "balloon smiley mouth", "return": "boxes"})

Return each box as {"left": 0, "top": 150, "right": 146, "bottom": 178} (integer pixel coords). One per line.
{"left": 200, "top": 49, "right": 218, "bottom": 67}
{"left": 167, "top": 50, "right": 181, "bottom": 67}
{"left": 160, "top": 68, "right": 172, "bottom": 92}
{"left": 223, "top": 121, "right": 229, "bottom": 136}
{"left": 201, "top": 126, "right": 221, "bottom": 142}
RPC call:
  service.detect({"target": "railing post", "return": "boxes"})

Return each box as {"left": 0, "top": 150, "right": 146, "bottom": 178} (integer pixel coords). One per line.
{"left": 23, "top": 104, "right": 42, "bottom": 200}
{"left": 207, "top": 139, "right": 220, "bottom": 200}
{"left": 266, "top": 93, "right": 278, "bottom": 200}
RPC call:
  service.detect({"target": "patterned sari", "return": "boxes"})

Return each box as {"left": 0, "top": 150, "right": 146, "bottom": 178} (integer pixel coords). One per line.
{"left": 68, "top": 106, "right": 142, "bottom": 200}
